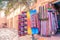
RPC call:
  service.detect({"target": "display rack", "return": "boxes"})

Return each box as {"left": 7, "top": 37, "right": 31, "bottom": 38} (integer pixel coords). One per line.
{"left": 39, "top": 3, "right": 58, "bottom": 36}
{"left": 18, "top": 12, "right": 27, "bottom": 36}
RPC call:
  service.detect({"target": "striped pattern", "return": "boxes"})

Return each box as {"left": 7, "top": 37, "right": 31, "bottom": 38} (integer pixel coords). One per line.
{"left": 27, "top": 12, "right": 32, "bottom": 35}
{"left": 40, "top": 3, "right": 58, "bottom": 36}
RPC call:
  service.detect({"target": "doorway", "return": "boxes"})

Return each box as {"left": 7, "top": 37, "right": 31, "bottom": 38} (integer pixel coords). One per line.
{"left": 54, "top": 2, "right": 60, "bottom": 34}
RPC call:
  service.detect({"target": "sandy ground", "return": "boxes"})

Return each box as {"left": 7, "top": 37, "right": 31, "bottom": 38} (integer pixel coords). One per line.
{"left": 0, "top": 28, "right": 60, "bottom": 40}
{"left": 19, "top": 36, "right": 60, "bottom": 40}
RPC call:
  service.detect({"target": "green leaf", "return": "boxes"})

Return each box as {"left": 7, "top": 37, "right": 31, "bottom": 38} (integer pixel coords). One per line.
{"left": 0, "top": 0, "right": 2, "bottom": 3}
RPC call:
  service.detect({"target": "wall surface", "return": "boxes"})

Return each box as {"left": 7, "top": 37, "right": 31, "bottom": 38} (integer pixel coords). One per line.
{"left": 30, "top": 0, "right": 56, "bottom": 13}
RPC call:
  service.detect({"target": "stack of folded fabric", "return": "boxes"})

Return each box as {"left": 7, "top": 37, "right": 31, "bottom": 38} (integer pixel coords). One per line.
{"left": 18, "top": 12, "right": 27, "bottom": 36}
